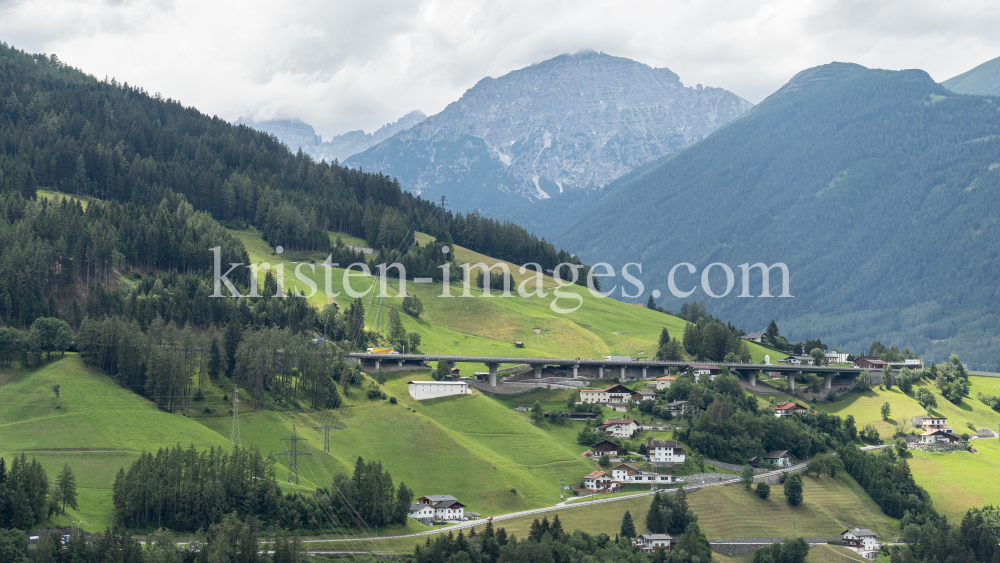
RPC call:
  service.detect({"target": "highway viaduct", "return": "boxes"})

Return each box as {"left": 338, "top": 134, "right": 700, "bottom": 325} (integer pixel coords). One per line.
{"left": 347, "top": 353, "right": 870, "bottom": 392}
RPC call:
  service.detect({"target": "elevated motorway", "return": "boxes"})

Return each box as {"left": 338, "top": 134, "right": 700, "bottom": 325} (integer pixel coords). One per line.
{"left": 347, "top": 353, "right": 868, "bottom": 391}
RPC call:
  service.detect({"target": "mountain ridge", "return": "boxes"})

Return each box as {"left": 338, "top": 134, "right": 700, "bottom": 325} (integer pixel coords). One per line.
{"left": 344, "top": 51, "right": 753, "bottom": 216}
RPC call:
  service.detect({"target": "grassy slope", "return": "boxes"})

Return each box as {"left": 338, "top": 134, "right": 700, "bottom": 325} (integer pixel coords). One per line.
{"left": 0, "top": 355, "right": 231, "bottom": 531}
{"left": 342, "top": 472, "right": 897, "bottom": 551}
{"left": 229, "top": 227, "right": 782, "bottom": 362}
{"left": 814, "top": 376, "right": 1000, "bottom": 519}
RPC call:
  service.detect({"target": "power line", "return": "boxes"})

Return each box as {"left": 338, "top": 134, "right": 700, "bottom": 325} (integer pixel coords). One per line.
{"left": 312, "top": 424, "right": 341, "bottom": 454}
{"left": 230, "top": 384, "right": 241, "bottom": 446}
{"left": 275, "top": 424, "right": 311, "bottom": 485}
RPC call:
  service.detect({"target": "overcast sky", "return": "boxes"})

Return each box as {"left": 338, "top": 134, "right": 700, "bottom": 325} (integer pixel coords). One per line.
{"left": 2, "top": 0, "right": 999, "bottom": 138}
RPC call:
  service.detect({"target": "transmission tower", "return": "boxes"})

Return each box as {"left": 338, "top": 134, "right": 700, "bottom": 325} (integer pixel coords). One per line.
{"left": 312, "top": 424, "right": 341, "bottom": 454}
{"left": 276, "top": 425, "right": 311, "bottom": 484}
{"left": 230, "top": 384, "right": 241, "bottom": 446}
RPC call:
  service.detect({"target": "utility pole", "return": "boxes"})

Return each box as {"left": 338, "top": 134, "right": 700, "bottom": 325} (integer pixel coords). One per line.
{"left": 230, "top": 384, "right": 241, "bottom": 446}
{"left": 276, "top": 425, "right": 311, "bottom": 484}
{"left": 312, "top": 424, "right": 341, "bottom": 454}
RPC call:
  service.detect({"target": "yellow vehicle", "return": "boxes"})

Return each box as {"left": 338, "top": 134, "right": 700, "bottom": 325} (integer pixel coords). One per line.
{"left": 366, "top": 348, "right": 395, "bottom": 354}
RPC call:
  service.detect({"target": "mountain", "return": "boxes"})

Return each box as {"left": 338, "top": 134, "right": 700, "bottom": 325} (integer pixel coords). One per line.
{"left": 554, "top": 62, "right": 1000, "bottom": 362}
{"left": 235, "top": 109, "right": 426, "bottom": 162}
{"left": 942, "top": 55, "right": 1000, "bottom": 96}
{"left": 344, "top": 51, "right": 752, "bottom": 219}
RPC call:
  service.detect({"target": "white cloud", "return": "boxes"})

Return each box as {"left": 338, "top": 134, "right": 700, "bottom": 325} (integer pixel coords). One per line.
{"left": 2, "top": 0, "right": 999, "bottom": 138}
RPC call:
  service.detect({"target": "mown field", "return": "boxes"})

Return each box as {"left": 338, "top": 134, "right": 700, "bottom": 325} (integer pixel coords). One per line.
{"left": 317, "top": 471, "right": 897, "bottom": 551}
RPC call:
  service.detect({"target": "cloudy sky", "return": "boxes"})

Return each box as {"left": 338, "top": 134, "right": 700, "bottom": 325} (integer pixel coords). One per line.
{"left": 2, "top": 0, "right": 998, "bottom": 138}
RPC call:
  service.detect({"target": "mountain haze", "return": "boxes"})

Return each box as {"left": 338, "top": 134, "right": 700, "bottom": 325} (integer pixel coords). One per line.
{"left": 236, "top": 110, "right": 426, "bottom": 162}
{"left": 942, "top": 55, "right": 1000, "bottom": 96}
{"left": 556, "top": 62, "right": 1000, "bottom": 362}
{"left": 345, "top": 51, "right": 752, "bottom": 216}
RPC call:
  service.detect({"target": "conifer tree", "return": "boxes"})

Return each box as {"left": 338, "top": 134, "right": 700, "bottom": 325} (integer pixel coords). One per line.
{"left": 57, "top": 463, "right": 78, "bottom": 514}
{"left": 620, "top": 510, "right": 636, "bottom": 539}
{"left": 207, "top": 334, "right": 221, "bottom": 381}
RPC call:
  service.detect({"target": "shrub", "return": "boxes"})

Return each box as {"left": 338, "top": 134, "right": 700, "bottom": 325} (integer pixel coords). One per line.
{"left": 756, "top": 482, "right": 771, "bottom": 499}
{"left": 783, "top": 473, "right": 803, "bottom": 506}
{"left": 366, "top": 388, "right": 382, "bottom": 400}
{"left": 389, "top": 396, "right": 397, "bottom": 404}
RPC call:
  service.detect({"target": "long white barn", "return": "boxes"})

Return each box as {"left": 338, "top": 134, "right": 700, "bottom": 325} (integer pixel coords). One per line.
{"left": 408, "top": 380, "right": 472, "bottom": 400}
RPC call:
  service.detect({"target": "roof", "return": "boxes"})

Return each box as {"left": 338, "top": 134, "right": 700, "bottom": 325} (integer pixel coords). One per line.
{"left": 647, "top": 440, "right": 679, "bottom": 448}
{"left": 746, "top": 332, "right": 765, "bottom": 339}
{"left": 690, "top": 364, "right": 719, "bottom": 370}
{"left": 584, "top": 471, "right": 607, "bottom": 479}
{"left": 408, "top": 380, "right": 469, "bottom": 386}
{"left": 655, "top": 376, "right": 677, "bottom": 381}
{"left": 603, "top": 384, "right": 635, "bottom": 394}
{"left": 410, "top": 503, "right": 430, "bottom": 511}
{"left": 432, "top": 500, "right": 466, "bottom": 509}
{"left": 764, "top": 450, "right": 792, "bottom": 459}
{"left": 639, "top": 534, "right": 673, "bottom": 540}
{"left": 774, "top": 401, "right": 806, "bottom": 411}
{"left": 592, "top": 439, "right": 620, "bottom": 448}
{"left": 612, "top": 463, "right": 642, "bottom": 472}
{"left": 602, "top": 418, "right": 637, "bottom": 426}
{"left": 843, "top": 528, "right": 877, "bottom": 538}
{"left": 637, "top": 390, "right": 656, "bottom": 396}
{"left": 419, "top": 494, "right": 458, "bottom": 503}
{"left": 666, "top": 400, "right": 687, "bottom": 407}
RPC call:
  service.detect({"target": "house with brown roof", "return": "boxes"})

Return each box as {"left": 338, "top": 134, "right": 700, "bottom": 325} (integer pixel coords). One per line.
{"left": 583, "top": 471, "right": 616, "bottom": 491}
{"left": 763, "top": 450, "right": 794, "bottom": 467}
{"left": 601, "top": 418, "right": 638, "bottom": 438}
{"left": 580, "top": 384, "right": 636, "bottom": 405}
{"left": 690, "top": 364, "right": 719, "bottom": 382}
{"left": 773, "top": 401, "right": 808, "bottom": 417}
{"left": 854, "top": 357, "right": 889, "bottom": 369}
{"left": 655, "top": 376, "right": 676, "bottom": 389}
{"left": 592, "top": 439, "right": 621, "bottom": 456}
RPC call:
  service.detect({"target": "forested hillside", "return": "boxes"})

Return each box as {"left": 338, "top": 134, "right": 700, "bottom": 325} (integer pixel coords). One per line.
{"left": 0, "top": 43, "right": 582, "bottom": 260}
{"left": 557, "top": 62, "right": 1000, "bottom": 362}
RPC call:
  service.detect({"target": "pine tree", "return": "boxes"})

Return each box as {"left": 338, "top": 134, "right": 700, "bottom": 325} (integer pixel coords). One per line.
{"left": 57, "top": 463, "right": 78, "bottom": 514}
{"left": 647, "top": 294, "right": 657, "bottom": 310}
{"left": 550, "top": 514, "right": 564, "bottom": 540}
{"left": 620, "top": 510, "right": 636, "bottom": 539}
{"left": 223, "top": 322, "right": 241, "bottom": 378}
{"left": 207, "top": 334, "right": 221, "bottom": 381}
{"left": 658, "top": 327, "right": 670, "bottom": 347}
{"left": 0, "top": 457, "right": 6, "bottom": 484}
{"left": 388, "top": 308, "right": 406, "bottom": 345}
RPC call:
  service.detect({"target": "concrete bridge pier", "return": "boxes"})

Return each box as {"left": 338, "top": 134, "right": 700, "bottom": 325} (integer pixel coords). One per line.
{"left": 664, "top": 367, "right": 670, "bottom": 376}
{"left": 397, "top": 359, "right": 404, "bottom": 366}
{"left": 749, "top": 371, "right": 757, "bottom": 387}
{"left": 787, "top": 372, "right": 796, "bottom": 391}
{"left": 534, "top": 365, "right": 543, "bottom": 379}
{"left": 599, "top": 366, "right": 605, "bottom": 378}
{"left": 642, "top": 367, "right": 648, "bottom": 379}
{"left": 487, "top": 362, "right": 500, "bottom": 387}
{"left": 374, "top": 360, "right": 380, "bottom": 372}
{"left": 824, "top": 374, "right": 834, "bottom": 390}
{"left": 620, "top": 366, "right": 627, "bottom": 380}
{"left": 573, "top": 364, "right": 580, "bottom": 378}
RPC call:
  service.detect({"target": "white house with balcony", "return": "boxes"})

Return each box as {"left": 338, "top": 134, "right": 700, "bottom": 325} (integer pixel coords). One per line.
{"left": 646, "top": 440, "right": 685, "bottom": 463}
{"left": 842, "top": 528, "right": 880, "bottom": 559}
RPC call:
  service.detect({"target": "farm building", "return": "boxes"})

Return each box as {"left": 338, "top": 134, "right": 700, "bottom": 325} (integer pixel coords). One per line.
{"left": 408, "top": 381, "right": 471, "bottom": 400}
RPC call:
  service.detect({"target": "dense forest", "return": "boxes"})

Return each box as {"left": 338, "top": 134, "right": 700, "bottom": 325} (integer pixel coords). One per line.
{"left": 112, "top": 444, "right": 412, "bottom": 533}
{"left": 559, "top": 61, "right": 1000, "bottom": 362}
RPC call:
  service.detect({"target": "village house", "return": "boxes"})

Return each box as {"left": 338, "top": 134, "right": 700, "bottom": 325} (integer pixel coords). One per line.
{"left": 416, "top": 495, "right": 466, "bottom": 521}
{"left": 763, "top": 450, "right": 795, "bottom": 467}
{"left": 602, "top": 418, "right": 639, "bottom": 438}
{"left": 583, "top": 471, "right": 617, "bottom": 491}
{"left": 580, "top": 384, "right": 636, "bottom": 405}
{"left": 920, "top": 430, "right": 962, "bottom": 445}
{"left": 592, "top": 439, "right": 622, "bottom": 456}
{"left": 408, "top": 502, "right": 435, "bottom": 524}
{"left": 611, "top": 463, "right": 674, "bottom": 485}
{"left": 842, "top": 528, "right": 880, "bottom": 559}
{"left": 744, "top": 332, "right": 766, "bottom": 343}
{"left": 780, "top": 355, "right": 816, "bottom": 366}
{"left": 665, "top": 400, "right": 689, "bottom": 417}
{"left": 912, "top": 416, "right": 952, "bottom": 432}
{"left": 773, "top": 401, "right": 808, "bottom": 418}
{"left": 515, "top": 405, "right": 531, "bottom": 412}
{"left": 747, "top": 456, "right": 761, "bottom": 468}
{"left": 854, "top": 356, "right": 889, "bottom": 370}
{"left": 646, "top": 439, "right": 686, "bottom": 463}
{"left": 655, "top": 376, "right": 676, "bottom": 389}
{"left": 690, "top": 364, "right": 719, "bottom": 381}
{"left": 635, "top": 390, "right": 658, "bottom": 403}
{"left": 634, "top": 534, "right": 675, "bottom": 552}
{"left": 826, "top": 352, "right": 849, "bottom": 364}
